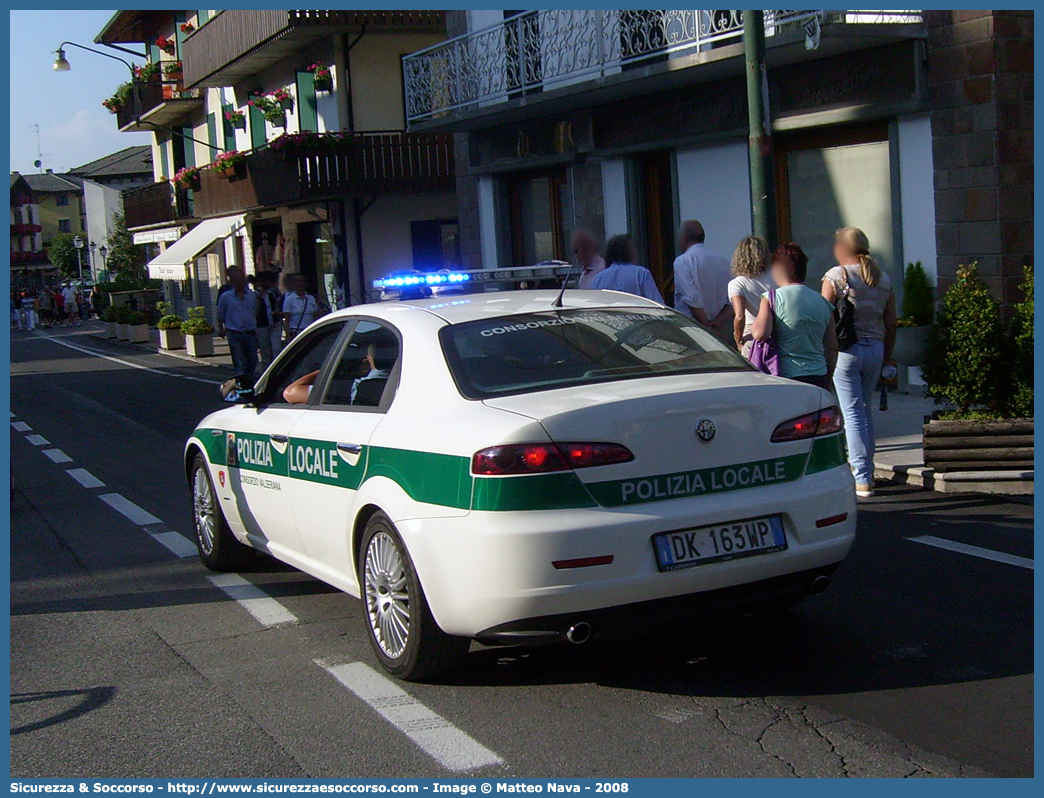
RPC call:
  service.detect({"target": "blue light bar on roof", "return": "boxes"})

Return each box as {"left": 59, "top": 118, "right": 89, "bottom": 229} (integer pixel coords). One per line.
{"left": 373, "top": 272, "right": 472, "bottom": 289}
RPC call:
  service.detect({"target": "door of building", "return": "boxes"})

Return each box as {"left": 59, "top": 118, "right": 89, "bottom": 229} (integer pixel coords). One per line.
{"left": 637, "top": 151, "right": 677, "bottom": 300}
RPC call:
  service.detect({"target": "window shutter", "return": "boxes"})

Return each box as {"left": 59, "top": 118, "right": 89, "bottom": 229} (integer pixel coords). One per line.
{"left": 295, "top": 70, "right": 318, "bottom": 132}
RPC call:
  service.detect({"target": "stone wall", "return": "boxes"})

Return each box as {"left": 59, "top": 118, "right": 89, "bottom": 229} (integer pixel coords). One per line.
{"left": 926, "top": 10, "right": 1033, "bottom": 308}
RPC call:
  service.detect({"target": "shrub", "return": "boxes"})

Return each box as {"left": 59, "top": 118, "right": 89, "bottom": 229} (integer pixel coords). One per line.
{"left": 101, "top": 305, "right": 119, "bottom": 323}
{"left": 1007, "top": 266, "right": 1034, "bottom": 417}
{"left": 126, "top": 310, "right": 147, "bottom": 326}
{"left": 181, "top": 306, "right": 214, "bottom": 335}
{"left": 115, "top": 305, "right": 137, "bottom": 324}
{"left": 901, "top": 261, "right": 934, "bottom": 327}
{"left": 922, "top": 263, "right": 1006, "bottom": 414}
{"left": 157, "top": 314, "right": 182, "bottom": 330}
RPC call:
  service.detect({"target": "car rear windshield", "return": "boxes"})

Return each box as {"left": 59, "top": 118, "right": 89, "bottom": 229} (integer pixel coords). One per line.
{"left": 439, "top": 308, "right": 751, "bottom": 399}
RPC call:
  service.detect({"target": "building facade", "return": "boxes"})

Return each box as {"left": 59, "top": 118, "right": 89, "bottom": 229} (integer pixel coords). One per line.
{"left": 404, "top": 10, "right": 1032, "bottom": 309}
{"left": 99, "top": 9, "right": 458, "bottom": 323}
{"left": 10, "top": 173, "right": 46, "bottom": 285}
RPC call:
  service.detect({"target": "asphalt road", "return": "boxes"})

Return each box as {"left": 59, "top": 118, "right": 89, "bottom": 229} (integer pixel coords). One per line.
{"left": 10, "top": 325, "right": 1034, "bottom": 778}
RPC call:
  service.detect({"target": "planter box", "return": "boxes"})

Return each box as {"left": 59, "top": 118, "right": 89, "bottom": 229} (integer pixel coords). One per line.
{"left": 894, "top": 326, "right": 930, "bottom": 366}
{"left": 128, "top": 323, "right": 150, "bottom": 344}
{"left": 923, "top": 418, "right": 1034, "bottom": 472}
{"left": 185, "top": 333, "right": 214, "bottom": 357}
{"left": 159, "top": 328, "right": 184, "bottom": 350}
{"left": 116, "top": 323, "right": 130, "bottom": 341}
{"left": 104, "top": 321, "right": 118, "bottom": 338}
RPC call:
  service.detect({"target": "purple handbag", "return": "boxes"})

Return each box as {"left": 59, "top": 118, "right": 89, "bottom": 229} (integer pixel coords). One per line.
{"left": 748, "top": 288, "right": 781, "bottom": 376}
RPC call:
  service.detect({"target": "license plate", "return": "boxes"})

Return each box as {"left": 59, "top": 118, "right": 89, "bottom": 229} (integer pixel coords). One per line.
{"left": 653, "top": 515, "right": 787, "bottom": 572}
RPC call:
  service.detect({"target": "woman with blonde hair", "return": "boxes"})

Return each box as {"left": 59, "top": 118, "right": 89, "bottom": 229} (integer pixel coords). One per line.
{"left": 822, "top": 226, "right": 897, "bottom": 498}
{"left": 727, "top": 236, "right": 775, "bottom": 355}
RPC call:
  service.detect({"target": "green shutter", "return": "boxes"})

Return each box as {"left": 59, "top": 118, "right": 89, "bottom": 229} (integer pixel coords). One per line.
{"left": 159, "top": 141, "right": 169, "bottom": 180}
{"left": 174, "top": 11, "right": 186, "bottom": 53}
{"left": 197, "top": 9, "right": 209, "bottom": 24}
{"left": 149, "top": 43, "right": 161, "bottom": 64}
{"left": 206, "top": 113, "right": 219, "bottom": 161}
{"left": 222, "top": 104, "right": 236, "bottom": 152}
{"left": 296, "top": 70, "right": 318, "bottom": 132}
{"left": 249, "top": 104, "right": 266, "bottom": 149}
{"left": 181, "top": 127, "right": 196, "bottom": 168}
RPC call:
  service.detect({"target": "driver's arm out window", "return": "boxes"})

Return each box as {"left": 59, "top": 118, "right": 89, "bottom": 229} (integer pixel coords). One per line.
{"left": 263, "top": 323, "right": 346, "bottom": 405}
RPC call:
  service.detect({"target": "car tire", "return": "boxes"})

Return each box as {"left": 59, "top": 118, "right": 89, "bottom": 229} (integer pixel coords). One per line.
{"left": 190, "top": 452, "right": 253, "bottom": 572}
{"left": 359, "top": 512, "right": 469, "bottom": 682}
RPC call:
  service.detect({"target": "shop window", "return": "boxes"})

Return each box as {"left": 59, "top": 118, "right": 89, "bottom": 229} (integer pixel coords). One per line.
{"left": 411, "top": 219, "right": 460, "bottom": 271}
{"left": 505, "top": 172, "right": 571, "bottom": 266}
{"left": 776, "top": 124, "right": 896, "bottom": 288}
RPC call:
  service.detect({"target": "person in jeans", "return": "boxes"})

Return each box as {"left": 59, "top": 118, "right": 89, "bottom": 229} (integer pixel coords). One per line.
{"left": 727, "top": 236, "right": 775, "bottom": 357}
{"left": 254, "top": 271, "right": 283, "bottom": 371}
{"left": 216, "top": 266, "right": 260, "bottom": 388}
{"left": 751, "top": 242, "right": 837, "bottom": 390}
{"left": 822, "top": 227, "right": 896, "bottom": 498}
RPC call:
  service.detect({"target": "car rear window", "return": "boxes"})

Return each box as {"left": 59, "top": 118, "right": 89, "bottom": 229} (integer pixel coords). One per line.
{"left": 439, "top": 308, "right": 751, "bottom": 399}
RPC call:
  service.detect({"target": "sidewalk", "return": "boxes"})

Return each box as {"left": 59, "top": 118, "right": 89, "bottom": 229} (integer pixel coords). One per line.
{"left": 86, "top": 319, "right": 234, "bottom": 369}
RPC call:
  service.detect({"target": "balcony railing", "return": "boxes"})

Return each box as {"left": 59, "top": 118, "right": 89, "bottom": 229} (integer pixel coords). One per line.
{"left": 183, "top": 9, "right": 446, "bottom": 88}
{"left": 116, "top": 79, "right": 203, "bottom": 133}
{"left": 123, "top": 181, "right": 194, "bottom": 229}
{"left": 403, "top": 9, "right": 923, "bottom": 125}
{"left": 195, "top": 131, "right": 454, "bottom": 218}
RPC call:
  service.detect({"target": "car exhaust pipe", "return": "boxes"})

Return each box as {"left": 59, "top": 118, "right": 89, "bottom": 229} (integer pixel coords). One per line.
{"left": 566, "top": 622, "right": 592, "bottom": 644}
{"left": 809, "top": 575, "right": 831, "bottom": 595}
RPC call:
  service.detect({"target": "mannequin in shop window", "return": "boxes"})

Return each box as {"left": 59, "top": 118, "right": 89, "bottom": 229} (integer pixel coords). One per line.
{"left": 254, "top": 233, "right": 275, "bottom": 272}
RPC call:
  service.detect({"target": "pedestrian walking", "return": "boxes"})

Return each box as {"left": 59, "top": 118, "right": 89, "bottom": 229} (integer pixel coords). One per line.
{"left": 821, "top": 226, "right": 897, "bottom": 498}
{"left": 53, "top": 288, "right": 65, "bottom": 325}
{"left": 751, "top": 243, "right": 837, "bottom": 390}
{"left": 38, "top": 289, "right": 53, "bottom": 328}
{"left": 255, "top": 271, "right": 284, "bottom": 370}
{"left": 61, "top": 283, "right": 79, "bottom": 326}
{"left": 281, "top": 274, "right": 319, "bottom": 341}
{"left": 216, "top": 266, "right": 260, "bottom": 388}
{"left": 727, "top": 236, "right": 776, "bottom": 357}
{"left": 588, "top": 234, "right": 664, "bottom": 303}
{"left": 570, "top": 229, "right": 607, "bottom": 290}
{"left": 673, "top": 219, "right": 733, "bottom": 338}
{"left": 11, "top": 291, "right": 21, "bottom": 330}
{"left": 20, "top": 291, "right": 36, "bottom": 331}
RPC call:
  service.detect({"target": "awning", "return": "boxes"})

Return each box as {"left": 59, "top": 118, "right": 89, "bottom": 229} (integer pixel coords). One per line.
{"left": 147, "top": 214, "right": 244, "bottom": 280}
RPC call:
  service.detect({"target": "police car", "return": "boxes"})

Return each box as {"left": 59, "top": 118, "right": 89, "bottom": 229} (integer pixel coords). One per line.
{"left": 185, "top": 288, "right": 856, "bottom": 681}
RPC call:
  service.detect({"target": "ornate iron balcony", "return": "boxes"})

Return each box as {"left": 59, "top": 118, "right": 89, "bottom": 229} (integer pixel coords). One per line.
{"left": 403, "top": 9, "right": 923, "bottom": 126}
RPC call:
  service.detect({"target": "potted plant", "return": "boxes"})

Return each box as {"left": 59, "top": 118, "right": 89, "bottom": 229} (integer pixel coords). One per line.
{"left": 182, "top": 306, "right": 215, "bottom": 357}
{"left": 212, "top": 150, "right": 246, "bottom": 180}
{"left": 309, "top": 62, "right": 333, "bottom": 93}
{"left": 102, "top": 96, "right": 122, "bottom": 114}
{"left": 101, "top": 305, "right": 119, "bottom": 338}
{"left": 921, "top": 263, "right": 1034, "bottom": 473}
{"left": 225, "top": 108, "right": 246, "bottom": 130}
{"left": 270, "top": 87, "right": 293, "bottom": 110}
{"left": 126, "top": 309, "right": 149, "bottom": 343}
{"left": 893, "top": 261, "right": 934, "bottom": 366}
{"left": 163, "top": 60, "right": 183, "bottom": 84}
{"left": 179, "top": 21, "right": 194, "bottom": 34}
{"left": 115, "top": 305, "right": 133, "bottom": 340}
{"left": 248, "top": 93, "right": 287, "bottom": 128}
{"left": 133, "top": 62, "right": 160, "bottom": 83}
{"left": 172, "top": 166, "right": 201, "bottom": 191}
{"left": 156, "top": 302, "right": 184, "bottom": 350}
{"left": 156, "top": 35, "right": 176, "bottom": 56}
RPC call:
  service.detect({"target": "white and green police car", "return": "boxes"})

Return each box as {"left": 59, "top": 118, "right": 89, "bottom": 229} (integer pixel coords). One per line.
{"left": 185, "top": 289, "right": 856, "bottom": 681}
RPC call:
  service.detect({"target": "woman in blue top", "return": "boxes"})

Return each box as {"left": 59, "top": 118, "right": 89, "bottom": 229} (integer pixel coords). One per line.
{"left": 751, "top": 243, "right": 837, "bottom": 390}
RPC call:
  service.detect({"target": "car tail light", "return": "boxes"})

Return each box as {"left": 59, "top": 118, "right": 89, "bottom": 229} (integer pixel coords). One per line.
{"left": 771, "top": 407, "right": 843, "bottom": 443}
{"left": 472, "top": 442, "right": 634, "bottom": 475}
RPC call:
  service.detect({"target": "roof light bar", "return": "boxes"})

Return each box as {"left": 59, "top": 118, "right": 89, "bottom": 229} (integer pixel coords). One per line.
{"left": 373, "top": 272, "right": 471, "bottom": 289}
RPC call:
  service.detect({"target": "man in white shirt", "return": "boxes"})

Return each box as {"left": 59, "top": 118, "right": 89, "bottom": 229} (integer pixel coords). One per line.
{"left": 673, "top": 220, "right": 733, "bottom": 338}
{"left": 61, "top": 283, "right": 80, "bottom": 326}
{"left": 570, "top": 229, "right": 606, "bottom": 290}
{"left": 281, "top": 274, "right": 318, "bottom": 340}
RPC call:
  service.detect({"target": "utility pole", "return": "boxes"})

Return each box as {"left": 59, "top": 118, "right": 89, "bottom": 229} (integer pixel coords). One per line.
{"left": 743, "top": 10, "right": 777, "bottom": 248}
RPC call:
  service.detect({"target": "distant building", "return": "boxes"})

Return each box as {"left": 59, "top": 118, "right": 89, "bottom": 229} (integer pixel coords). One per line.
{"left": 23, "top": 171, "right": 87, "bottom": 284}
{"left": 10, "top": 173, "right": 47, "bottom": 285}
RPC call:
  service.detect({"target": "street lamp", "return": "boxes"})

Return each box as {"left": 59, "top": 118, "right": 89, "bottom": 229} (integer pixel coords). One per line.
{"left": 98, "top": 245, "right": 109, "bottom": 283}
{"left": 73, "top": 234, "right": 84, "bottom": 284}
{"left": 89, "top": 241, "right": 97, "bottom": 282}
{"left": 52, "top": 41, "right": 143, "bottom": 77}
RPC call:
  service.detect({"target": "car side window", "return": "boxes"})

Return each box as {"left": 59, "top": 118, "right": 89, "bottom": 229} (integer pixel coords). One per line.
{"left": 319, "top": 320, "right": 401, "bottom": 409}
{"left": 262, "top": 322, "right": 347, "bottom": 406}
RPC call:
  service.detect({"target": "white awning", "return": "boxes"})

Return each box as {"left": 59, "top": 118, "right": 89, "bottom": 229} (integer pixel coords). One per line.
{"left": 147, "top": 215, "right": 244, "bottom": 280}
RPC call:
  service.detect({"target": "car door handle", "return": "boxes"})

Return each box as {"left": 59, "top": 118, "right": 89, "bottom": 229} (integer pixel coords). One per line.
{"left": 337, "top": 442, "right": 363, "bottom": 455}
{"left": 270, "top": 434, "right": 289, "bottom": 444}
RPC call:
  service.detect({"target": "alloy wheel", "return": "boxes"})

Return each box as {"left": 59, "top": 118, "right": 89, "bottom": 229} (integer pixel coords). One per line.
{"left": 363, "top": 531, "right": 411, "bottom": 658}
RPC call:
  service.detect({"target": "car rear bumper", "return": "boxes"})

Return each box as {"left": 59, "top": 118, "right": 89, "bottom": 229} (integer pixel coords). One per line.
{"left": 400, "top": 465, "right": 856, "bottom": 638}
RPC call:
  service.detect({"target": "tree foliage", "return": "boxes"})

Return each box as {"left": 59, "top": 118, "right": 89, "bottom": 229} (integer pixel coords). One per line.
{"left": 901, "top": 261, "right": 934, "bottom": 327}
{"left": 48, "top": 233, "right": 81, "bottom": 280}
{"left": 104, "top": 211, "right": 146, "bottom": 279}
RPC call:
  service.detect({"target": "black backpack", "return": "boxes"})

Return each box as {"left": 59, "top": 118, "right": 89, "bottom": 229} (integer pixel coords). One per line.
{"left": 833, "top": 267, "right": 858, "bottom": 351}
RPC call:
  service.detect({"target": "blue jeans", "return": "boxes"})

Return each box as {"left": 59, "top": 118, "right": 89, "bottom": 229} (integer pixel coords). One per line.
{"left": 226, "top": 329, "right": 259, "bottom": 387}
{"left": 832, "top": 340, "right": 884, "bottom": 485}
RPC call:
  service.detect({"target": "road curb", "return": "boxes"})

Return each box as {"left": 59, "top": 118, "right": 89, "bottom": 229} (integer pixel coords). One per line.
{"left": 875, "top": 459, "right": 1034, "bottom": 496}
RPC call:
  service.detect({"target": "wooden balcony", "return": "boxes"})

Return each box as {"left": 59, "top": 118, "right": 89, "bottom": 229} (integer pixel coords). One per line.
{"left": 123, "top": 181, "right": 195, "bottom": 230}
{"left": 116, "top": 79, "right": 203, "bottom": 133}
{"left": 195, "top": 131, "right": 454, "bottom": 218}
{"left": 183, "top": 9, "right": 446, "bottom": 89}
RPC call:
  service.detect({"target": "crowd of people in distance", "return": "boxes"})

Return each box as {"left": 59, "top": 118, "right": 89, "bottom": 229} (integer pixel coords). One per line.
{"left": 571, "top": 222, "right": 896, "bottom": 498}
{"left": 10, "top": 282, "right": 99, "bottom": 331}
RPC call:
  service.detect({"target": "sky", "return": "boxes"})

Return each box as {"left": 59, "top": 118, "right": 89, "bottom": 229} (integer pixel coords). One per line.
{"left": 9, "top": 9, "right": 152, "bottom": 175}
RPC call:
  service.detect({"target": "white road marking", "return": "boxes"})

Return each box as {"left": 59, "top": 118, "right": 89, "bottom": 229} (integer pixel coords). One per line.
{"left": 206, "top": 573, "right": 298, "bottom": 627}
{"left": 150, "top": 531, "right": 198, "bottom": 558}
{"left": 319, "top": 660, "right": 504, "bottom": 772}
{"left": 98, "top": 493, "right": 163, "bottom": 526}
{"left": 43, "top": 449, "right": 74, "bottom": 464}
{"left": 25, "top": 434, "right": 50, "bottom": 446}
{"left": 909, "top": 535, "right": 1033, "bottom": 570}
{"left": 11, "top": 421, "right": 31, "bottom": 432}
{"left": 32, "top": 332, "right": 223, "bottom": 385}
{"left": 67, "top": 468, "right": 105, "bottom": 488}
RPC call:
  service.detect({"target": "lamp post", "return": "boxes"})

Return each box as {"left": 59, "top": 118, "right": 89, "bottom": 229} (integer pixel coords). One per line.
{"left": 743, "top": 10, "right": 777, "bottom": 248}
{"left": 73, "top": 234, "right": 84, "bottom": 284}
{"left": 98, "top": 245, "right": 109, "bottom": 283}
{"left": 89, "top": 241, "right": 97, "bottom": 282}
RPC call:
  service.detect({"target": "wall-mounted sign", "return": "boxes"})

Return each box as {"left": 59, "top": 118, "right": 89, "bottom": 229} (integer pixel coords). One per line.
{"left": 133, "top": 227, "right": 183, "bottom": 245}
